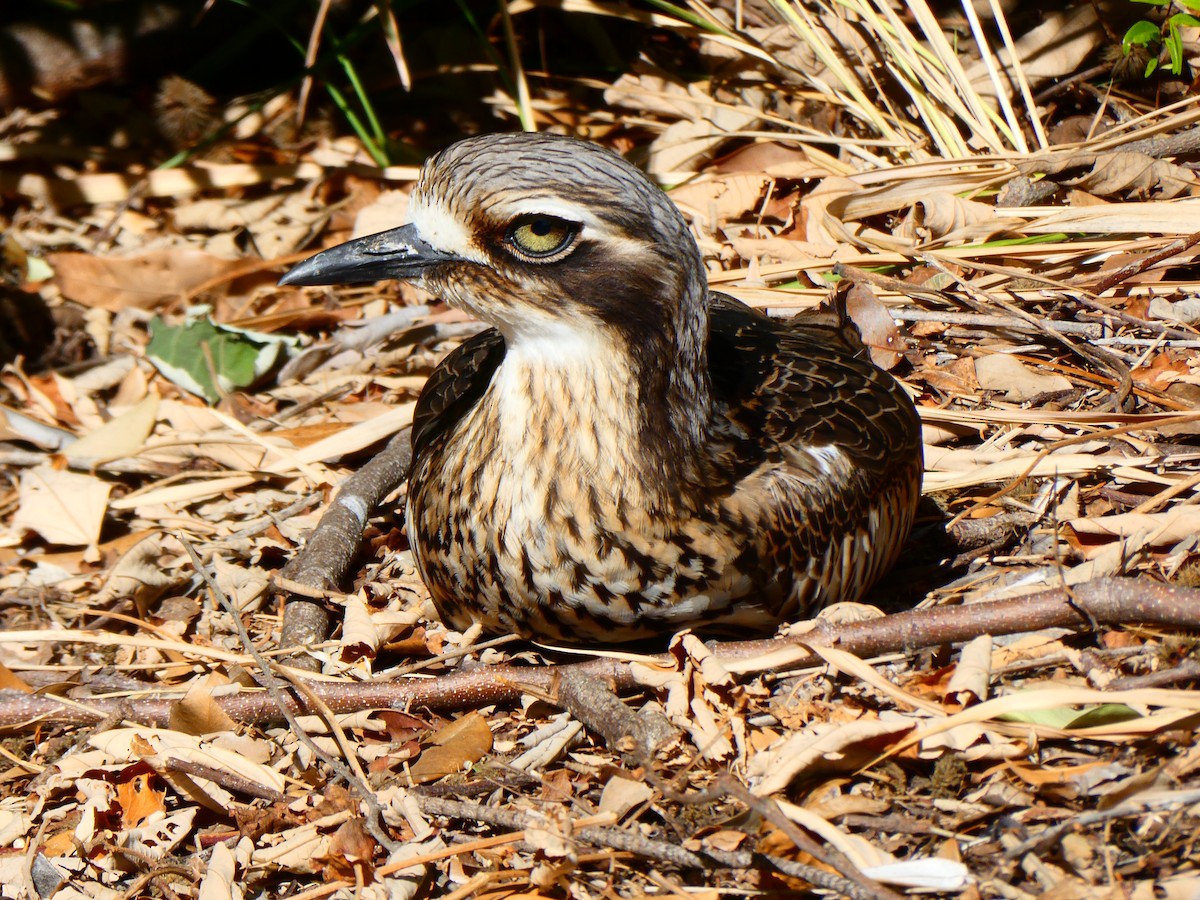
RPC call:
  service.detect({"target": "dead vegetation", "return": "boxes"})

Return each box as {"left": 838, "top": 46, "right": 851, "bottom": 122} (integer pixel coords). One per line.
{"left": 2, "top": 0, "right": 1200, "bottom": 897}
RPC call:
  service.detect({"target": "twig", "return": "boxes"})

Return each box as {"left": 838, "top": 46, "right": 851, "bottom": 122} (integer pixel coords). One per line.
{"left": 276, "top": 425, "right": 414, "bottom": 667}
{"left": 1004, "top": 787, "right": 1200, "bottom": 857}
{"left": 1088, "top": 230, "right": 1200, "bottom": 295}
{"left": 4, "top": 577, "right": 1199, "bottom": 729}
{"left": 414, "top": 795, "right": 893, "bottom": 900}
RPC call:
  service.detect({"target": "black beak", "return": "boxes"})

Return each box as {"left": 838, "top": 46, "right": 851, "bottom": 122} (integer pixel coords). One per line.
{"left": 279, "top": 223, "right": 458, "bottom": 287}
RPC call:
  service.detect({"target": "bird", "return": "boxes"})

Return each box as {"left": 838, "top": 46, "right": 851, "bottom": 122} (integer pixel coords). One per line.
{"left": 281, "top": 132, "right": 923, "bottom": 644}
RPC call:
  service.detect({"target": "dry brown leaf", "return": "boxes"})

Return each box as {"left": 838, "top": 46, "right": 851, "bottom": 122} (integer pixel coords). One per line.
{"left": 92, "top": 533, "right": 179, "bottom": 612}
{"left": 175, "top": 191, "right": 330, "bottom": 259}
{"left": 169, "top": 676, "right": 240, "bottom": 736}
{"left": 1020, "top": 150, "right": 1198, "bottom": 200}
{"left": 668, "top": 173, "right": 768, "bottom": 229}
{"left": 844, "top": 282, "right": 905, "bottom": 369}
{"left": 49, "top": 249, "right": 246, "bottom": 311}
{"left": 251, "top": 824, "right": 330, "bottom": 873}
{"left": 115, "top": 767, "right": 167, "bottom": 828}
{"left": 525, "top": 806, "right": 576, "bottom": 859}
{"left": 408, "top": 712, "right": 493, "bottom": 784}
{"left": 897, "top": 191, "right": 999, "bottom": 242}
{"left": 89, "top": 728, "right": 285, "bottom": 810}
{"left": 0, "top": 661, "right": 32, "bottom": 693}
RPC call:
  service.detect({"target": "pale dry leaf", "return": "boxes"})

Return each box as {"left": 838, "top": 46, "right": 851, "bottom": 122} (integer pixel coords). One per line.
{"left": 524, "top": 806, "right": 575, "bottom": 859}
{"left": 173, "top": 194, "right": 286, "bottom": 232}
{"left": 974, "top": 354, "right": 1072, "bottom": 401}
{"left": 13, "top": 465, "right": 111, "bottom": 546}
{"left": 510, "top": 713, "right": 584, "bottom": 772}
{"left": 210, "top": 556, "right": 269, "bottom": 612}
{"left": 192, "top": 191, "right": 329, "bottom": 259}
{"left": 668, "top": 173, "right": 768, "bottom": 230}
{"left": 92, "top": 533, "right": 179, "bottom": 609}
{"left": 350, "top": 190, "right": 411, "bottom": 237}
{"left": 598, "top": 777, "right": 654, "bottom": 819}
{"left": 647, "top": 111, "right": 760, "bottom": 175}
{"left": 89, "top": 728, "right": 285, "bottom": 804}
{"left": 198, "top": 841, "right": 242, "bottom": 900}
{"left": 774, "top": 798, "right": 895, "bottom": 871}
{"left": 1020, "top": 151, "right": 1197, "bottom": 201}
{"left": 0, "top": 403, "right": 77, "bottom": 449}
{"left": 946, "top": 634, "right": 993, "bottom": 707}
{"left": 798, "top": 176, "right": 861, "bottom": 250}
{"left": 1065, "top": 507, "right": 1200, "bottom": 555}
{"left": 65, "top": 393, "right": 159, "bottom": 461}
{"left": 169, "top": 675, "right": 239, "bottom": 736}
{"left": 725, "top": 233, "right": 838, "bottom": 264}
{"left": 897, "top": 191, "right": 999, "bottom": 242}
{"left": 124, "top": 808, "right": 198, "bottom": 864}
{"left": 1149, "top": 296, "right": 1200, "bottom": 324}
{"left": 864, "top": 858, "right": 971, "bottom": 892}
{"left": 340, "top": 592, "right": 380, "bottom": 663}
{"left": 252, "top": 824, "right": 329, "bottom": 873}
{"left": 107, "top": 475, "right": 257, "bottom": 512}
{"left": 603, "top": 69, "right": 698, "bottom": 119}
{"left": 0, "top": 799, "right": 31, "bottom": 847}
{"left": 749, "top": 718, "right": 916, "bottom": 795}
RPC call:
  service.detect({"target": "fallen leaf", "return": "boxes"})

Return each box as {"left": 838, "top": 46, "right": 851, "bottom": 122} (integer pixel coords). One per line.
{"left": 408, "top": 712, "right": 493, "bottom": 784}
{"left": 975, "top": 354, "right": 1072, "bottom": 401}
{"left": 49, "top": 249, "right": 245, "bottom": 311}
{"left": 13, "top": 465, "right": 111, "bottom": 546}
{"left": 65, "top": 393, "right": 160, "bottom": 461}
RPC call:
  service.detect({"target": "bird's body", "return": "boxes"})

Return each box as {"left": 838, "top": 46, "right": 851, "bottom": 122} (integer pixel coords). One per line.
{"left": 282, "top": 133, "right": 923, "bottom": 643}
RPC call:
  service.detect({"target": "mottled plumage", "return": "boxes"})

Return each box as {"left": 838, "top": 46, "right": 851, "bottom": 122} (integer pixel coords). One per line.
{"left": 281, "top": 132, "right": 923, "bottom": 643}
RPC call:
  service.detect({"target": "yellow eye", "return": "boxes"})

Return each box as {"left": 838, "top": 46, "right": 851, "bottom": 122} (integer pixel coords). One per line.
{"left": 506, "top": 215, "right": 577, "bottom": 258}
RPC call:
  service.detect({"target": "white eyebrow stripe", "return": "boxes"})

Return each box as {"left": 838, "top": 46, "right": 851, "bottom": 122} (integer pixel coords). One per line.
{"left": 500, "top": 199, "right": 599, "bottom": 229}
{"left": 408, "top": 197, "right": 487, "bottom": 264}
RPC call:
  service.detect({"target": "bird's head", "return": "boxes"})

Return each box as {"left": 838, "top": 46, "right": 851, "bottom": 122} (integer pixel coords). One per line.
{"left": 281, "top": 133, "right": 707, "bottom": 353}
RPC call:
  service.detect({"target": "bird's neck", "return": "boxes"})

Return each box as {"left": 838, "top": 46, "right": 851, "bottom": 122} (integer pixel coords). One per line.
{"left": 493, "top": 304, "right": 712, "bottom": 508}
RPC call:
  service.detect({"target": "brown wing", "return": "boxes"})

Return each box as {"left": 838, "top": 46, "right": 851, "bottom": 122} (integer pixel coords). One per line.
{"left": 706, "top": 292, "right": 922, "bottom": 610}
{"left": 411, "top": 327, "right": 507, "bottom": 459}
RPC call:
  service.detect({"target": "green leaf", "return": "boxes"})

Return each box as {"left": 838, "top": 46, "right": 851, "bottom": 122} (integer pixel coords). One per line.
{"left": 1167, "top": 14, "right": 1200, "bottom": 74}
{"left": 999, "top": 703, "right": 1141, "bottom": 729}
{"left": 968, "top": 233, "right": 1071, "bottom": 249}
{"left": 1123, "top": 20, "right": 1162, "bottom": 52}
{"left": 147, "top": 308, "right": 298, "bottom": 404}
{"left": 1066, "top": 704, "right": 1142, "bottom": 729}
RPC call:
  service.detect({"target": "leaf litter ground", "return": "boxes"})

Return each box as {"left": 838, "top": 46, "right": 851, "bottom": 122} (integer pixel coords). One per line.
{"left": 2, "top": 3, "right": 1200, "bottom": 897}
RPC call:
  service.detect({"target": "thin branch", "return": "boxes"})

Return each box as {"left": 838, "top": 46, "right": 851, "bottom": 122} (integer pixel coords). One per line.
{"left": 4, "top": 577, "right": 1198, "bottom": 729}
